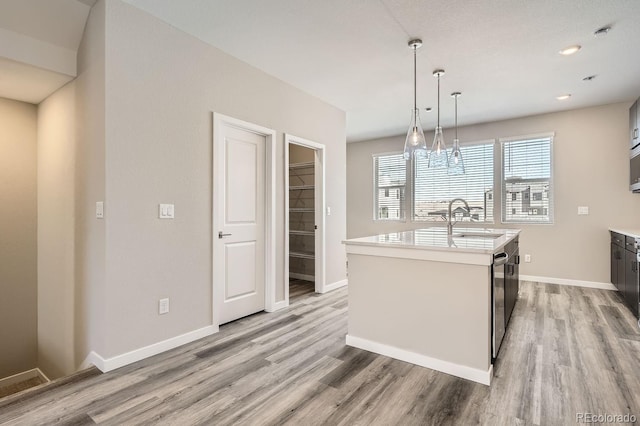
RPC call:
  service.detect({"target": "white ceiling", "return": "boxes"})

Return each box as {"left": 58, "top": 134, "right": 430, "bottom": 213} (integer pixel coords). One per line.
{"left": 124, "top": 0, "right": 640, "bottom": 142}
{"left": 0, "top": 0, "right": 92, "bottom": 104}
{"left": 2, "top": 0, "right": 640, "bottom": 140}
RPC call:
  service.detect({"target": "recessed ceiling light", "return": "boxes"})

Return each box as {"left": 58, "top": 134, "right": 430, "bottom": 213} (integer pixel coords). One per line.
{"left": 559, "top": 45, "right": 581, "bottom": 55}
{"left": 556, "top": 94, "right": 572, "bottom": 100}
{"left": 594, "top": 26, "right": 611, "bottom": 37}
{"left": 582, "top": 75, "right": 597, "bottom": 81}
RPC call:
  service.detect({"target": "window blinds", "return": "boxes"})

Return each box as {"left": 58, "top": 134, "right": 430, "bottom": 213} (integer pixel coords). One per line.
{"left": 373, "top": 153, "right": 406, "bottom": 220}
{"left": 501, "top": 135, "right": 553, "bottom": 223}
{"left": 414, "top": 142, "right": 494, "bottom": 222}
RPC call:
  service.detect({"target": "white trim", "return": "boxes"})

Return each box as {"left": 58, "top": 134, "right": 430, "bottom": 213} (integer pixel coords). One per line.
{"left": 212, "top": 113, "right": 277, "bottom": 324}
{"left": 520, "top": 275, "right": 616, "bottom": 291}
{"left": 284, "top": 134, "right": 327, "bottom": 295}
{"left": 0, "top": 368, "right": 50, "bottom": 388}
{"left": 346, "top": 335, "right": 492, "bottom": 386}
{"left": 319, "top": 279, "right": 348, "bottom": 294}
{"left": 498, "top": 132, "right": 555, "bottom": 143}
{"left": 266, "top": 300, "right": 289, "bottom": 313}
{"left": 345, "top": 243, "right": 493, "bottom": 266}
{"left": 290, "top": 272, "right": 315, "bottom": 282}
{"left": 80, "top": 351, "right": 103, "bottom": 371}
{"left": 83, "top": 325, "right": 217, "bottom": 373}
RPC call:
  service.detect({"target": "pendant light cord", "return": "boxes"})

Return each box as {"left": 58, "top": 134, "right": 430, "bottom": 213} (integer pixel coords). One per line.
{"left": 454, "top": 95, "right": 458, "bottom": 140}
{"left": 413, "top": 47, "right": 417, "bottom": 111}
{"left": 436, "top": 74, "right": 440, "bottom": 127}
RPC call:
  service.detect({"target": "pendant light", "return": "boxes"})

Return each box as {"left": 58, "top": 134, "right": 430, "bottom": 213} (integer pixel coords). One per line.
{"left": 448, "top": 92, "right": 465, "bottom": 175}
{"left": 403, "top": 39, "right": 427, "bottom": 160}
{"left": 428, "top": 69, "right": 449, "bottom": 168}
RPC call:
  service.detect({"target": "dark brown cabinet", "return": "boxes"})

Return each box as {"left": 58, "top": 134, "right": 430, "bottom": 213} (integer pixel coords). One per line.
{"left": 611, "top": 232, "right": 625, "bottom": 292}
{"left": 611, "top": 231, "right": 639, "bottom": 319}
{"left": 624, "top": 237, "right": 639, "bottom": 318}
{"left": 630, "top": 100, "right": 638, "bottom": 149}
{"left": 504, "top": 238, "right": 520, "bottom": 326}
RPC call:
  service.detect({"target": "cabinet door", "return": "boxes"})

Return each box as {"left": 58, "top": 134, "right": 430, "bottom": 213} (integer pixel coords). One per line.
{"left": 611, "top": 242, "right": 618, "bottom": 287}
{"left": 624, "top": 249, "right": 639, "bottom": 317}
{"left": 504, "top": 249, "right": 519, "bottom": 326}
{"left": 631, "top": 101, "right": 639, "bottom": 149}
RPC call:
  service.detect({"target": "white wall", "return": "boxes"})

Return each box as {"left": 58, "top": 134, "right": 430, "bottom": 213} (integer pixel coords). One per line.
{"left": 348, "top": 102, "right": 639, "bottom": 284}
{"left": 75, "top": 0, "right": 106, "bottom": 362}
{"left": 0, "top": 97, "right": 37, "bottom": 378}
{"left": 85, "top": 0, "right": 347, "bottom": 358}
{"left": 37, "top": 81, "right": 76, "bottom": 379}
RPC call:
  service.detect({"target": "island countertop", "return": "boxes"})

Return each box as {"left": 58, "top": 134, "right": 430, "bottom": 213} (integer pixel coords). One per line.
{"left": 343, "top": 227, "right": 521, "bottom": 266}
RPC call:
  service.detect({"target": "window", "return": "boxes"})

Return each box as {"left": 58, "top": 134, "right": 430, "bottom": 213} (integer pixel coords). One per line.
{"left": 413, "top": 141, "right": 494, "bottom": 222}
{"left": 501, "top": 135, "right": 553, "bottom": 223}
{"left": 373, "top": 153, "right": 406, "bottom": 220}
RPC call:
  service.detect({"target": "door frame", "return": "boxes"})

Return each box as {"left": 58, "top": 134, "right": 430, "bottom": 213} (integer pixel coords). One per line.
{"left": 212, "top": 113, "right": 277, "bottom": 328}
{"left": 284, "top": 134, "right": 326, "bottom": 297}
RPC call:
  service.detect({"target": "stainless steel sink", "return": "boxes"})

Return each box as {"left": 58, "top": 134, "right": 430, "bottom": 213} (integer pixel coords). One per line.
{"left": 452, "top": 232, "right": 503, "bottom": 239}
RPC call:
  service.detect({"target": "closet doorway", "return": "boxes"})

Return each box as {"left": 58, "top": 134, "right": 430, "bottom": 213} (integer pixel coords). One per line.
{"left": 284, "top": 134, "right": 325, "bottom": 302}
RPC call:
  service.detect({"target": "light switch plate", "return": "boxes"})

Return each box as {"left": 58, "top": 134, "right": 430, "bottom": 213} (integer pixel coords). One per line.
{"left": 96, "top": 201, "right": 104, "bottom": 219}
{"left": 577, "top": 206, "right": 589, "bottom": 215}
{"left": 159, "top": 298, "right": 169, "bottom": 314}
{"left": 159, "top": 203, "right": 175, "bottom": 219}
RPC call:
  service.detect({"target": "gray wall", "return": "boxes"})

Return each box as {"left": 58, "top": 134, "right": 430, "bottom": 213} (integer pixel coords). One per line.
{"left": 75, "top": 0, "right": 106, "bottom": 361}
{"left": 348, "top": 102, "right": 639, "bottom": 284}
{"left": 0, "top": 97, "right": 37, "bottom": 378}
{"left": 89, "top": 0, "right": 346, "bottom": 358}
{"left": 37, "top": 81, "right": 76, "bottom": 379}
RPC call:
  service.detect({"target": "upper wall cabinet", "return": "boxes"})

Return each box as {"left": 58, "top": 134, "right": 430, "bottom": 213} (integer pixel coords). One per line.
{"left": 631, "top": 100, "right": 639, "bottom": 150}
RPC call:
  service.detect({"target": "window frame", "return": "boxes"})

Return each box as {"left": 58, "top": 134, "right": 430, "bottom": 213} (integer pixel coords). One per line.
{"left": 499, "top": 133, "right": 554, "bottom": 224}
{"left": 372, "top": 151, "right": 407, "bottom": 222}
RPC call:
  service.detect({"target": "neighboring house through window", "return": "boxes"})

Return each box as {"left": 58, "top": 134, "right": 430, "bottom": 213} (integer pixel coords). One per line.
{"left": 501, "top": 134, "right": 554, "bottom": 223}
{"left": 373, "top": 153, "right": 406, "bottom": 220}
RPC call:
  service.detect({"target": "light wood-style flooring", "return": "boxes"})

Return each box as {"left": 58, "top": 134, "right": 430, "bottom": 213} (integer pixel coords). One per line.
{"left": 1, "top": 280, "right": 640, "bottom": 425}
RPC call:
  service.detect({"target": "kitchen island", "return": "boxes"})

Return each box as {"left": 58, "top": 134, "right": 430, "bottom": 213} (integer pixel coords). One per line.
{"left": 343, "top": 227, "right": 520, "bottom": 385}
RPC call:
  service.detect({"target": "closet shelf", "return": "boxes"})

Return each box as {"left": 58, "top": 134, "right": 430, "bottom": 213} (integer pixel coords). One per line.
{"left": 289, "top": 161, "right": 314, "bottom": 169}
{"left": 290, "top": 251, "right": 315, "bottom": 260}
{"left": 289, "top": 230, "right": 314, "bottom": 236}
{"left": 289, "top": 208, "right": 315, "bottom": 212}
{"left": 289, "top": 185, "right": 315, "bottom": 190}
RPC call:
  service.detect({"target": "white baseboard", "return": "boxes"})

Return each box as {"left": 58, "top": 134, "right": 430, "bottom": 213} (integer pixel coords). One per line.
{"left": 520, "top": 275, "right": 616, "bottom": 291}
{"left": 346, "top": 334, "right": 492, "bottom": 386}
{"left": 0, "top": 368, "right": 50, "bottom": 388}
{"left": 82, "top": 325, "right": 218, "bottom": 373}
{"left": 290, "top": 273, "right": 315, "bottom": 282}
{"left": 266, "top": 299, "right": 289, "bottom": 312}
{"left": 319, "top": 279, "right": 348, "bottom": 294}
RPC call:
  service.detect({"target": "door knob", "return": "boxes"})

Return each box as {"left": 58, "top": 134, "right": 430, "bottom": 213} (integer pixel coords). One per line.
{"left": 218, "top": 231, "right": 232, "bottom": 239}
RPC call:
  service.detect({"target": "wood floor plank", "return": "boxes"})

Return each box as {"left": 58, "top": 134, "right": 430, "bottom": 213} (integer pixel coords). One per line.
{"left": 2, "top": 280, "right": 640, "bottom": 425}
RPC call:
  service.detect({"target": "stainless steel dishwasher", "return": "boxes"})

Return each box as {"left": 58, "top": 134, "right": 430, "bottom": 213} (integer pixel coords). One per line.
{"left": 492, "top": 238, "right": 520, "bottom": 361}
{"left": 492, "top": 251, "right": 508, "bottom": 360}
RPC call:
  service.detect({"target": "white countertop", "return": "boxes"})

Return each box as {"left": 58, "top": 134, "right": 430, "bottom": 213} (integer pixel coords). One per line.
{"left": 343, "top": 227, "right": 520, "bottom": 265}
{"left": 610, "top": 228, "right": 640, "bottom": 239}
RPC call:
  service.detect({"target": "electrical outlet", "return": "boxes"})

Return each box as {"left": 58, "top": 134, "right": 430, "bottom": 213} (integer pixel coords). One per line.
{"left": 524, "top": 254, "right": 531, "bottom": 263}
{"left": 577, "top": 206, "right": 589, "bottom": 215}
{"left": 159, "top": 298, "right": 170, "bottom": 314}
{"left": 96, "top": 201, "right": 104, "bottom": 219}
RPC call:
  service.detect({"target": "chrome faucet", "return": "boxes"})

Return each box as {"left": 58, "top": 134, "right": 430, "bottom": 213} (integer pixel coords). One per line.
{"left": 447, "top": 198, "right": 471, "bottom": 235}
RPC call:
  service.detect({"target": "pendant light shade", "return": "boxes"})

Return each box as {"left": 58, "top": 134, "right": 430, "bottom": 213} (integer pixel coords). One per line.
{"left": 403, "top": 39, "right": 428, "bottom": 160}
{"left": 404, "top": 109, "right": 427, "bottom": 160}
{"left": 448, "top": 91, "right": 465, "bottom": 175}
{"left": 428, "top": 69, "right": 449, "bottom": 168}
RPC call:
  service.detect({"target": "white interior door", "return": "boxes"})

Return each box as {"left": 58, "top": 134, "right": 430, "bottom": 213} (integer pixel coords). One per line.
{"left": 214, "top": 124, "right": 266, "bottom": 324}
